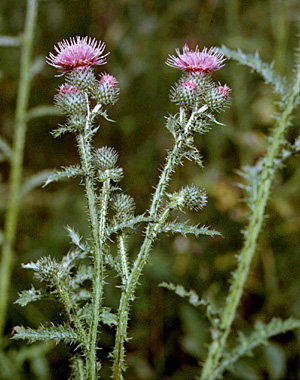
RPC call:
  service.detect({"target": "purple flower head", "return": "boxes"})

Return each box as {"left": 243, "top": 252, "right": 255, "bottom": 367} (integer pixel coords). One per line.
{"left": 99, "top": 73, "right": 118, "bottom": 87}
{"left": 47, "top": 36, "right": 109, "bottom": 73}
{"left": 166, "top": 44, "right": 225, "bottom": 73}
{"left": 217, "top": 83, "right": 231, "bottom": 97}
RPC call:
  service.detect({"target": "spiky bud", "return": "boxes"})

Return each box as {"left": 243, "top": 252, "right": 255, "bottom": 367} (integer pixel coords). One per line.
{"left": 54, "top": 85, "right": 86, "bottom": 115}
{"left": 203, "top": 83, "right": 231, "bottom": 111}
{"left": 170, "top": 79, "right": 198, "bottom": 108}
{"left": 181, "top": 185, "right": 207, "bottom": 210}
{"left": 65, "top": 67, "right": 97, "bottom": 92}
{"left": 93, "top": 147, "right": 118, "bottom": 170}
{"left": 111, "top": 194, "right": 135, "bottom": 215}
{"left": 170, "top": 73, "right": 212, "bottom": 108}
{"left": 168, "top": 185, "right": 207, "bottom": 211}
{"left": 92, "top": 73, "right": 119, "bottom": 105}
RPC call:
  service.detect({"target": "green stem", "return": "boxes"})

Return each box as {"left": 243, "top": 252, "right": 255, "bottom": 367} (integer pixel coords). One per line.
{"left": 87, "top": 178, "right": 110, "bottom": 379}
{"left": 56, "top": 280, "right": 88, "bottom": 348}
{"left": 112, "top": 108, "right": 201, "bottom": 379}
{"left": 200, "top": 66, "right": 300, "bottom": 380}
{"left": 118, "top": 234, "right": 129, "bottom": 285}
{"left": 0, "top": 0, "right": 38, "bottom": 339}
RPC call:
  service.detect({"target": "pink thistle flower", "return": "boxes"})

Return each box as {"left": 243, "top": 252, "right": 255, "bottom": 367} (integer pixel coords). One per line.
{"left": 47, "top": 36, "right": 109, "bottom": 73}
{"left": 99, "top": 73, "right": 118, "bottom": 87}
{"left": 217, "top": 83, "right": 231, "bottom": 97}
{"left": 166, "top": 44, "right": 225, "bottom": 73}
{"left": 57, "top": 84, "right": 80, "bottom": 94}
{"left": 180, "top": 79, "right": 197, "bottom": 91}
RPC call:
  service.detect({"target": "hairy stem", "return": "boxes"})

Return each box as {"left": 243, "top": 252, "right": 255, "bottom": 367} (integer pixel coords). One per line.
{"left": 118, "top": 234, "right": 129, "bottom": 285}
{"left": 0, "top": 0, "right": 38, "bottom": 338}
{"left": 56, "top": 280, "right": 88, "bottom": 348}
{"left": 112, "top": 108, "right": 201, "bottom": 378}
{"left": 200, "top": 66, "right": 300, "bottom": 380}
{"left": 88, "top": 178, "right": 110, "bottom": 379}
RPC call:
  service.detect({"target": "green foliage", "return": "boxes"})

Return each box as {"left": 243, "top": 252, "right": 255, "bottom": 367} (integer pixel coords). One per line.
{"left": 220, "top": 46, "right": 287, "bottom": 97}
{"left": 158, "top": 222, "right": 220, "bottom": 237}
{"left": 43, "top": 165, "right": 83, "bottom": 187}
{"left": 12, "top": 325, "right": 79, "bottom": 345}
{"left": 15, "top": 287, "right": 44, "bottom": 307}
{"left": 213, "top": 318, "right": 300, "bottom": 378}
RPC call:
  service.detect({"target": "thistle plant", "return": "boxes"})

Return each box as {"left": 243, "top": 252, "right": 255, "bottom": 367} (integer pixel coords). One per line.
{"left": 162, "top": 44, "right": 300, "bottom": 379}
{"left": 13, "top": 37, "right": 229, "bottom": 378}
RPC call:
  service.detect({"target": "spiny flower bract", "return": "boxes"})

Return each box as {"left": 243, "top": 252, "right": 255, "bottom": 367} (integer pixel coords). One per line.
{"left": 47, "top": 36, "right": 109, "bottom": 73}
{"left": 166, "top": 44, "right": 225, "bottom": 73}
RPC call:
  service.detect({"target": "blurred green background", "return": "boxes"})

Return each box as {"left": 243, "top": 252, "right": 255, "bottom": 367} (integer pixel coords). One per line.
{"left": 0, "top": 0, "right": 300, "bottom": 378}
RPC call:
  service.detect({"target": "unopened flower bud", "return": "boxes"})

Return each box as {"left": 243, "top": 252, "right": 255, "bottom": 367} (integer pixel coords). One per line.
{"left": 170, "top": 73, "right": 212, "bottom": 108}
{"left": 92, "top": 73, "right": 119, "bottom": 105}
{"left": 66, "top": 67, "right": 97, "bottom": 92}
{"left": 170, "top": 79, "right": 198, "bottom": 107}
{"left": 204, "top": 83, "right": 231, "bottom": 111}
{"left": 94, "top": 147, "right": 118, "bottom": 170}
{"left": 181, "top": 185, "right": 207, "bottom": 210}
{"left": 169, "top": 185, "right": 207, "bottom": 211}
{"left": 111, "top": 194, "right": 135, "bottom": 215}
{"left": 54, "top": 84, "right": 86, "bottom": 115}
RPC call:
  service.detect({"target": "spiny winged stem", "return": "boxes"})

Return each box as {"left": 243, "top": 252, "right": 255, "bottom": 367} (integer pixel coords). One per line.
{"left": 76, "top": 94, "right": 110, "bottom": 378}
{"left": 0, "top": 0, "right": 38, "bottom": 339}
{"left": 112, "top": 108, "right": 204, "bottom": 379}
{"left": 200, "top": 64, "right": 300, "bottom": 380}
{"left": 55, "top": 279, "right": 88, "bottom": 348}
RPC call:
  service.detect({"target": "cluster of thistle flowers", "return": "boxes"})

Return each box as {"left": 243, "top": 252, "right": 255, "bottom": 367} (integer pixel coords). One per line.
{"left": 167, "top": 44, "right": 230, "bottom": 111}
{"left": 47, "top": 36, "right": 120, "bottom": 133}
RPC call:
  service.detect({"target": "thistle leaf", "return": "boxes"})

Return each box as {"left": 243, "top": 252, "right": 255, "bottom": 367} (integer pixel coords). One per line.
{"left": 100, "top": 307, "right": 118, "bottom": 327}
{"left": 12, "top": 325, "right": 79, "bottom": 345}
{"left": 15, "top": 287, "right": 44, "bottom": 307}
{"left": 160, "top": 282, "right": 206, "bottom": 307}
{"left": 220, "top": 46, "right": 287, "bottom": 97}
{"left": 158, "top": 222, "right": 221, "bottom": 237}
{"left": 43, "top": 165, "right": 83, "bottom": 187}
{"left": 20, "top": 170, "right": 53, "bottom": 198}
{"left": 66, "top": 226, "right": 89, "bottom": 252}
{"left": 107, "top": 215, "right": 154, "bottom": 236}
{"left": 214, "top": 318, "right": 300, "bottom": 379}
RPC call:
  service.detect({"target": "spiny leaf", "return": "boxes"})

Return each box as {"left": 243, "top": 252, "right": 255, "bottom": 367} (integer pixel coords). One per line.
{"left": 160, "top": 282, "right": 220, "bottom": 322}
{"left": 43, "top": 165, "right": 83, "bottom": 187}
{"left": 51, "top": 125, "right": 71, "bottom": 138}
{"left": 213, "top": 318, "right": 300, "bottom": 379}
{"left": 220, "top": 45, "right": 287, "bottom": 97}
{"left": 158, "top": 222, "right": 221, "bottom": 237}
{"left": 107, "top": 215, "right": 154, "bottom": 236}
{"left": 66, "top": 226, "right": 89, "bottom": 252}
{"left": 70, "top": 265, "right": 93, "bottom": 289}
{"left": 100, "top": 307, "right": 118, "bottom": 327}
{"left": 160, "top": 282, "right": 206, "bottom": 307}
{"left": 15, "top": 287, "right": 44, "bottom": 307}
{"left": 12, "top": 325, "right": 79, "bottom": 345}
{"left": 20, "top": 170, "right": 53, "bottom": 198}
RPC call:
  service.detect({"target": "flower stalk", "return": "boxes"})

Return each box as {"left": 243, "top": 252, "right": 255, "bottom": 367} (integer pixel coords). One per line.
{"left": 200, "top": 57, "right": 300, "bottom": 380}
